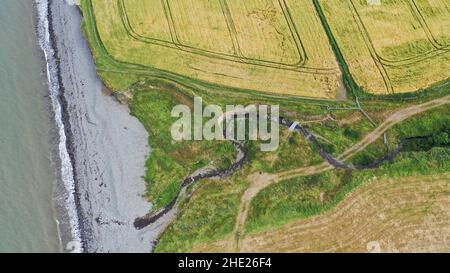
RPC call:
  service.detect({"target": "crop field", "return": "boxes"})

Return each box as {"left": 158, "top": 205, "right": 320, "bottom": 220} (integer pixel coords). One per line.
{"left": 413, "top": 0, "right": 450, "bottom": 47}
{"left": 318, "top": 0, "right": 450, "bottom": 94}
{"left": 88, "top": 0, "right": 342, "bottom": 99}
{"left": 193, "top": 172, "right": 450, "bottom": 252}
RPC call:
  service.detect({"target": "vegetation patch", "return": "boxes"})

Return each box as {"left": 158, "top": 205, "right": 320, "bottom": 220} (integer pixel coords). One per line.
{"left": 246, "top": 146, "right": 450, "bottom": 234}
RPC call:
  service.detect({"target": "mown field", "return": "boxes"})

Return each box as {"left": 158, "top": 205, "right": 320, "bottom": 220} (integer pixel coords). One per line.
{"left": 318, "top": 0, "right": 450, "bottom": 94}
{"left": 80, "top": 0, "right": 450, "bottom": 253}
{"left": 194, "top": 171, "right": 450, "bottom": 252}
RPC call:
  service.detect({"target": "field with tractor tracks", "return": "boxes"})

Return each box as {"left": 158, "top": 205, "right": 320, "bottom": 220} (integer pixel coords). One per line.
{"left": 319, "top": 0, "right": 450, "bottom": 94}
{"left": 87, "top": 0, "right": 343, "bottom": 98}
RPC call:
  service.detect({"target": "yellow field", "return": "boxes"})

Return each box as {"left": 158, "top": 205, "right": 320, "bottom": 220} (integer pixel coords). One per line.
{"left": 415, "top": 0, "right": 450, "bottom": 46}
{"left": 169, "top": 0, "right": 235, "bottom": 55}
{"left": 193, "top": 173, "right": 450, "bottom": 252}
{"left": 87, "top": 0, "right": 450, "bottom": 97}
{"left": 123, "top": 0, "right": 172, "bottom": 42}
{"left": 90, "top": 0, "right": 342, "bottom": 99}
{"left": 319, "top": 0, "right": 450, "bottom": 94}
{"left": 226, "top": 0, "right": 302, "bottom": 64}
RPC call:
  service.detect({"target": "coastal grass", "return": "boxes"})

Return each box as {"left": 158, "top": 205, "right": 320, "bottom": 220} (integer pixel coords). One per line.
{"left": 130, "top": 84, "right": 237, "bottom": 209}
{"left": 252, "top": 127, "right": 322, "bottom": 174}
{"left": 350, "top": 104, "right": 450, "bottom": 165}
{"left": 393, "top": 105, "right": 450, "bottom": 139}
{"left": 308, "top": 116, "right": 375, "bottom": 156}
{"left": 155, "top": 173, "right": 250, "bottom": 253}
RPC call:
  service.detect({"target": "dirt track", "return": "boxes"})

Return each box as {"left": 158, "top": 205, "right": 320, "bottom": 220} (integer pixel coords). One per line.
{"left": 195, "top": 173, "right": 450, "bottom": 252}
{"left": 231, "top": 94, "right": 450, "bottom": 251}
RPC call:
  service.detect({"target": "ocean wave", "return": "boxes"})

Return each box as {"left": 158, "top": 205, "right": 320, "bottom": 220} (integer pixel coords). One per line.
{"left": 34, "top": 0, "right": 83, "bottom": 253}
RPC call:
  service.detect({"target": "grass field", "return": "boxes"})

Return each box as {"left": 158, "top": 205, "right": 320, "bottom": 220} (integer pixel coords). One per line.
{"left": 318, "top": 0, "right": 450, "bottom": 94}
{"left": 244, "top": 105, "right": 450, "bottom": 235}
{"left": 87, "top": 0, "right": 342, "bottom": 99}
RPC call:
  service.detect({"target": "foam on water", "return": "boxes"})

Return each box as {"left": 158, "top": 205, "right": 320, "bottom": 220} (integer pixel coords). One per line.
{"left": 34, "top": 0, "right": 83, "bottom": 252}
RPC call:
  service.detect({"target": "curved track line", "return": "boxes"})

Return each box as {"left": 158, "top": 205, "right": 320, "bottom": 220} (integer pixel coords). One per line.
{"left": 118, "top": 0, "right": 340, "bottom": 73}
{"left": 233, "top": 94, "right": 450, "bottom": 251}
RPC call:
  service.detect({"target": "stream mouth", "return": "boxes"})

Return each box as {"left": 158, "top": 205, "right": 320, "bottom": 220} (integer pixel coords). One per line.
{"left": 134, "top": 139, "right": 248, "bottom": 230}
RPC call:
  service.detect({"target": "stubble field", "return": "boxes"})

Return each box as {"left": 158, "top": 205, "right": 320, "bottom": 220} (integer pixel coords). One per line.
{"left": 193, "top": 172, "right": 450, "bottom": 252}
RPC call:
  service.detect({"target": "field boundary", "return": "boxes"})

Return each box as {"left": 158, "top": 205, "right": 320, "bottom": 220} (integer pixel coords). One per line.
{"left": 317, "top": 0, "right": 450, "bottom": 95}
{"left": 82, "top": 0, "right": 349, "bottom": 102}
{"left": 350, "top": 0, "right": 450, "bottom": 66}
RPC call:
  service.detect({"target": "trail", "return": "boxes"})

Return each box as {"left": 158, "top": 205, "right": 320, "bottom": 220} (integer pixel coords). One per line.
{"left": 232, "top": 94, "right": 450, "bottom": 251}
{"left": 200, "top": 172, "right": 450, "bottom": 253}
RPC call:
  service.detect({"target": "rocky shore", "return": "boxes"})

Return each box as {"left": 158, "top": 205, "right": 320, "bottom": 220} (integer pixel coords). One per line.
{"left": 46, "top": 0, "right": 167, "bottom": 252}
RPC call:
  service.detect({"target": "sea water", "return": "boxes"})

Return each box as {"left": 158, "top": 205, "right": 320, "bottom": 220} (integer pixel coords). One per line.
{"left": 0, "top": 0, "right": 60, "bottom": 252}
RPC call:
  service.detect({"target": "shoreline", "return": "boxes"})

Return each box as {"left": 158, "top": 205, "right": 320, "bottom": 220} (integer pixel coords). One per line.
{"left": 35, "top": 0, "right": 83, "bottom": 252}
{"left": 36, "top": 0, "right": 167, "bottom": 252}
{"left": 31, "top": 0, "right": 65, "bottom": 253}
